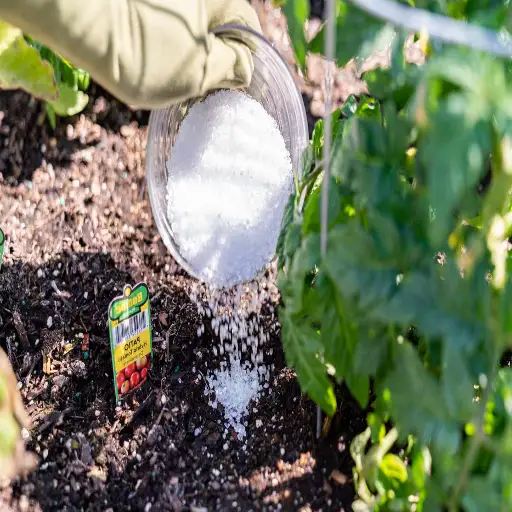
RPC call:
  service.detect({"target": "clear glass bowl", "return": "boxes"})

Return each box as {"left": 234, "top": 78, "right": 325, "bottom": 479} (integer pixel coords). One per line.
{"left": 145, "top": 24, "right": 309, "bottom": 283}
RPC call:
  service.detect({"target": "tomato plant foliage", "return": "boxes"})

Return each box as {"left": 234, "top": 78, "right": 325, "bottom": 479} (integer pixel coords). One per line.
{"left": 278, "top": 0, "right": 512, "bottom": 510}
{"left": 0, "top": 19, "right": 89, "bottom": 127}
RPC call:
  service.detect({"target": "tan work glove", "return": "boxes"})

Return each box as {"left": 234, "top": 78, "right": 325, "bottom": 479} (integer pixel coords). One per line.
{"left": 0, "top": 0, "right": 262, "bottom": 109}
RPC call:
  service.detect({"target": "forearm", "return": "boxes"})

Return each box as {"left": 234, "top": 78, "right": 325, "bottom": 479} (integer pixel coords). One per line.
{"left": 0, "top": 0, "right": 254, "bottom": 108}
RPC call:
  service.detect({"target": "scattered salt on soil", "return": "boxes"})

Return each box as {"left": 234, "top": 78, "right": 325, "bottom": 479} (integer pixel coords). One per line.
{"left": 206, "top": 358, "right": 261, "bottom": 440}
{"left": 190, "top": 263, "right": 280, "bottom": 441}
{"left": 167, "top": 90, "right": 289, "bottom": 441}
{"left": 166, "top": 90, "right": 293, "bottom": 288}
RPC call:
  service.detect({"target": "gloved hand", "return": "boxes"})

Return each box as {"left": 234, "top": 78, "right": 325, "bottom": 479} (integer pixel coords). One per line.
{"left": 0, "top": 0, "right": 262, "bottom": 109}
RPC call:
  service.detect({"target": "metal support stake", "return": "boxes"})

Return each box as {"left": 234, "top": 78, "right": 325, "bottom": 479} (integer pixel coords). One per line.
{"left": 316, "top": 0, "right": 337, "bottom": 440}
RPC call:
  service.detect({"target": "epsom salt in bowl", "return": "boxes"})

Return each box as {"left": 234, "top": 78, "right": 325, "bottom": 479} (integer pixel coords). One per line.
{"left": 145, "top": 25, "right": 308, "bottom": 288}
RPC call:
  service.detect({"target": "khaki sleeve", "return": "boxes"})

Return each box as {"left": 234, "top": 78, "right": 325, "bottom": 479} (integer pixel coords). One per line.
{"left": 0, "top": 0, "right": 261, "bottom": 109}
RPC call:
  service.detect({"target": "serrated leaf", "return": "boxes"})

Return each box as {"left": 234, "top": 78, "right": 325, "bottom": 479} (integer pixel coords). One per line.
{"left": 353, "top": 328, "right": 389, "bottom": 378}
{"left": 442, "top": 344, "right": 475, "bottom": 421}
{"left": 309, "top": 2, "right": 395, "bottom": 67}
{"left": 283, "top": 0, "right": 309, "bottom": 69}
{"left": 49, "top": 82, "right": 89, "bottom": 117}
{"left": 371, "top": 269, "right": 485, "bottom": 351}
{"left": 0, "top": 20, "right": 57, "bottom": 100}
{"left": 422, "top": 93, "right": 491, "bottom": 246}
{"left": 347, "top": 373, "right": 370, "bottom": 409}
{"left": 325, "top": 223, "right": 399, "bottom": 311}
{"left": 322, "top": 291, "right": 370, "bottom": 407}
{"left": 280, "top": 311, "right": 337, "bottom": 415}
{"left": 384, "top": 343, "right": 461, "bottom": 453}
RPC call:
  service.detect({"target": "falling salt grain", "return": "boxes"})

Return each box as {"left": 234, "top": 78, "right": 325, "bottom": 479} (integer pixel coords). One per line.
{"left": 169, "top": 91, "right": 289, "bottom": 443}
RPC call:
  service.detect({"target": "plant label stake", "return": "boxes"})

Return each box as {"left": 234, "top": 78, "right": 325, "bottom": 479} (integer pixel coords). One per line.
{"left": 108, "top": 283, "right": 153, "bottom": 403}
{"left": 0, "top": 228, "right": 5, "bottom": 268}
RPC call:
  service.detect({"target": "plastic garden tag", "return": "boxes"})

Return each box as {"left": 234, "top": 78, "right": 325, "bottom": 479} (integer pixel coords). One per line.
{"left": 0, "top": 228, "right": 4, "bottom": 268}
{"left": 108, "top": 283, "right": 153, "bottom": 403}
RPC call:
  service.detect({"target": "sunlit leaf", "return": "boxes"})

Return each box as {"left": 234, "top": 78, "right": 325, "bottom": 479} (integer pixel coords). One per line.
{"left": 48, "top": 82, "right": 89, "bottom": 117}
{"left": 0, "top": 20, "right": 57, "bottom": 100}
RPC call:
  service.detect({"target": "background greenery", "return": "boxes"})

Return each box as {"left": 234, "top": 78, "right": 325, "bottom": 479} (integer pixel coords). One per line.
{"left": 276, "top": 0, "right": 512, "bottom": 510}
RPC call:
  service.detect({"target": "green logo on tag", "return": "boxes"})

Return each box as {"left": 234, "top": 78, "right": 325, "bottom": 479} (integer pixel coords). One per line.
{"left": 108, "top": 283, "right": 153, "bottom": 403}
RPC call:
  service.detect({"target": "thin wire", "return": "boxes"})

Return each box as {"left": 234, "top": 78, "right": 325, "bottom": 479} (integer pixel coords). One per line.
{"left": 349, "top": 0, "right": 512, "bottom": 58}
{"left": 317, "top": 0, "right": 337, "bottom": 441}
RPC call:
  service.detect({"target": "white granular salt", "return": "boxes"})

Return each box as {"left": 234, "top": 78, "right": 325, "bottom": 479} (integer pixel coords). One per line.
{"left": 206, "top": 357, "right": 261, "bottom": 440}
{"left": 166, "top": 90, "right": 293, "bottom": 288}
{"left": 190, "top": 264, "right": 280, "bottom": 441}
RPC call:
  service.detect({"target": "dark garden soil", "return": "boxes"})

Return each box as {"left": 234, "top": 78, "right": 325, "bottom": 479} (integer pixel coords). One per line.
{"left": 0, "top": 5, "right": 373, "bottom": 511}
{"left": 0, "top": 88, "right": 367, "bottom": 512}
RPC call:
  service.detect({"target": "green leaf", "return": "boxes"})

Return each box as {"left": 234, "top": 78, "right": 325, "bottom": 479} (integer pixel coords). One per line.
{"left": 311, "top": 109, "right": 343, "bottom": 161}
{"left": 462, "top": 477, "right": 503, "bottom": 512}
{"left": 309, "top": 2, "right": 395, "bottom": 67}
{"left": 282, "top": 0, "right": 309, "bottom": 70}
{"left": 277, "top": 192, "right": 296, "bottom": 266}
{"left": 341, "top": 95, "right": 358, "bottom": 118}
{"left": 383, "top": 342, "right": 461, "bottom": 454}
{"left": 422, "top": 93, "right": 492, "bottom": 246}
{"left": 425, "top": 49, "right": 506, "bottom": 100}
{"left": 325, "top": 223, "right": 399, "bottom": 311}
{"left": 411, "top": 446, "right": 432, "bottom": 489}
{"left": 353, "top": 328, "right": 389, "bottom": 378}
{"left": 45, "top": 103, "right": 56, "bottom": 130}
{"left": 379, "top": 454, "right": 408, "bottom": 484}
{"left": 0, "top": 20, "right": 57, "bottom": 100}
{"left": 367, "top": 412, "right": 386, "bottom": 444}
{"left": 442, "top": 344, "right": 475, "bottom": 422}
{"left": 302, "top": 176, "right": 341, "bottom": 234}
{"left": 322, "top": 292, "right": 370, "bottom": 408}
{"left": 48, "top": 82, "right": 89, "bottom": 117}
{"left": 26, "top": 36, "right": 90, "bottom": 92}
{"left": 284, "top": 221, "right": 303, "bottom": 260}
{"left": 280, "top": 310, "right": 337, "bottom": 415}
{"left": 371, "top": 268, "right": 485, "bottom": 352}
